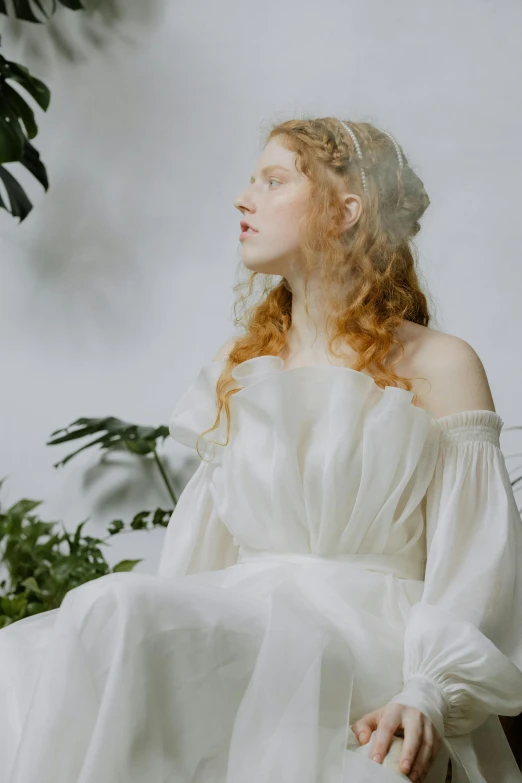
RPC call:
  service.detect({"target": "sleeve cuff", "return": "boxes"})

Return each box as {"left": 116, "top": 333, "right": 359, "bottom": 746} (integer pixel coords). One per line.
{"left": 388, "top": 674, "right": 451, "bottom": 739}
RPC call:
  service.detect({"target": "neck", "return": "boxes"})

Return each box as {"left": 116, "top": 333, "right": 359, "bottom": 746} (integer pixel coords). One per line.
{"left": 280, "top": 273, "right": 353, "bottom": 362}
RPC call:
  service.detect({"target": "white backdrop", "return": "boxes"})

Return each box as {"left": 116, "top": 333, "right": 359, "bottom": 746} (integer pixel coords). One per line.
{"left": 1, "top": 0, "right": 521, "bottom": 574}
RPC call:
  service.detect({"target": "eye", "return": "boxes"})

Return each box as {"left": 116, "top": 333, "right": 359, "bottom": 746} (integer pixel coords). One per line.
{"left": 268, "top": 178, "right": 280, "bottom": 188}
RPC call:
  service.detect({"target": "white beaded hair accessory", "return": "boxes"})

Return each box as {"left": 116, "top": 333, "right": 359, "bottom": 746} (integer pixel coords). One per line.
{"left": 338, "top": 121, "right": 405, "bottom": 195}
{"left": 381, "top": 130, "right": 405, "bottom": 170}
{"left": 339, "top": 121, "right": 367, "bottom": 194}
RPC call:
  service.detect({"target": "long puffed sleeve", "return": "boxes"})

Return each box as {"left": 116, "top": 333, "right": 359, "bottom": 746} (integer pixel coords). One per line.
{"left": 389, "top": 410, "right": 522, "bottom": 761}
{"left": 157, "top": 360, "right": 239, "bottom": 578}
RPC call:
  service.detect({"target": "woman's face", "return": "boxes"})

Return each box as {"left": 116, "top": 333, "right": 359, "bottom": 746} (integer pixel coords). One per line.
{"left": 234, "top": 138, "right": 311, "bottom": 277}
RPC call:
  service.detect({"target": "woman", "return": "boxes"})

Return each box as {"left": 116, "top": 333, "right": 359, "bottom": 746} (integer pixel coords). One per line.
{"left": 1, "top": 117, "right": 521, "bottom": 783}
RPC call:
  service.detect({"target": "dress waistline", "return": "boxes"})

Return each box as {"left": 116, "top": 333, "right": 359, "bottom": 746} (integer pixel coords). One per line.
{"left": 236, "top": 544, "right": 426, "bottom": 581}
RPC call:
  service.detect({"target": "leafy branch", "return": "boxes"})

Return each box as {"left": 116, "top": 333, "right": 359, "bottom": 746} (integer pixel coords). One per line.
{"left": 0, "top": 410, "right": 182, "bottom": 627}
{"left": 47, "top": 415, "right": 178, "bottom": 505}
{"left": 0, "top": 476, "right": 173, "bottom": 628}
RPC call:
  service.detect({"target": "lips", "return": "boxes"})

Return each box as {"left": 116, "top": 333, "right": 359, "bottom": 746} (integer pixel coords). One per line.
{"left": 240, "top": 221, "right": 258, "bottom": 233}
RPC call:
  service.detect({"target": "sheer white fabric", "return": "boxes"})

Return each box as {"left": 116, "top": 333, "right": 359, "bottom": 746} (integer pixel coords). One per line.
{"left": 0, "top": 355, "right": 521, "bottom": 783}
{"left": 388, "top": 410, "right": 522, "bottom": 779}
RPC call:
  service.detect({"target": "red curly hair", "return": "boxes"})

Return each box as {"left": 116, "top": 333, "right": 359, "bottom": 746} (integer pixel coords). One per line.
{"left": 196, "top": 115, "right": 435, "bottom": 461}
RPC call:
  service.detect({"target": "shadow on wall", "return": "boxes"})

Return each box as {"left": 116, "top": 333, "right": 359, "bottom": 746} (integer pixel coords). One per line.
{"left": 0, "top": 0, "right": 171, "bottom": 345}
{"left": 2, "top": 0, "right": 168, "bottom": 67}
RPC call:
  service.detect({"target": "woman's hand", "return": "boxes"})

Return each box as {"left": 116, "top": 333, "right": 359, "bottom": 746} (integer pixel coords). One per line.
{"left": 351, "top": 702, "right": 443, "bottom": 782}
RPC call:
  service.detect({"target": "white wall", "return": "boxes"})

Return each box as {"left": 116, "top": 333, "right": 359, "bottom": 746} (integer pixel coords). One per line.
{"left": 1, "top": 0, "right": 521, "bottom": 575}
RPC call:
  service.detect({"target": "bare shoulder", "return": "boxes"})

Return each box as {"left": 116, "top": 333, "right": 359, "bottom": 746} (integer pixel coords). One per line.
{"left": 212, "top": 336, "right": 237, "bottom": 363}
{"left": 397, "top": 321, "right": 496, "bottom": 418}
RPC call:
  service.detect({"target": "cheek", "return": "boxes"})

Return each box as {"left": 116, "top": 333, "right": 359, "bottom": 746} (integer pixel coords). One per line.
{"left": 270, "top": 196, "right": 307, "bottom": 242}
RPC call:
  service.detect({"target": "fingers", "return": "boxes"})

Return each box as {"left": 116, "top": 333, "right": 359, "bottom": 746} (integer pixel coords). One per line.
{"left": 398, "top": 713, "right": 422, "bottom": 777}
{"left": 408, "top": 742, "right": 432, "bottom": 782}
{"left": 406, "top": 724, "right": 442, "bottom": 782}
{"left": 351, "top": 710, "right": 379, "bottom": 745}
{"left": 368, "top": 708, "right": 402, "bottom": 765}
{"left": 353, "top": 704, "right": 442, "bottom": 782}
{"left": 400, "top": 718, "right": 441, "bottom": 782}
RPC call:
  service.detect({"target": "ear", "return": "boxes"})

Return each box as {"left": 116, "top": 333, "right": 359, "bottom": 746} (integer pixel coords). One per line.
{"left": 340, "top": 192, "right": 363, "bottom": 232}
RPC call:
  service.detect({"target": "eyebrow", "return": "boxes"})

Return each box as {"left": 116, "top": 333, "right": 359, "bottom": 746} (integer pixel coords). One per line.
{"left": 249, "top": 165, "right": 291, "bottom": 184}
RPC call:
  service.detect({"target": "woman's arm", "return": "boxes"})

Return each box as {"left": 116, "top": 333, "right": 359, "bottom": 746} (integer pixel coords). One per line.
{"left": 354, "top": 339, "right": 522, "bottom": 781}
{"left": 157, "top": 350, "right": 239, "bottom": 578}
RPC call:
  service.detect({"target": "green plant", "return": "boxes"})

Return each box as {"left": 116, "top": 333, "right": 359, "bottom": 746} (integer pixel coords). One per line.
{"left": 0, "top": 486, "right": 173, "bottom": 628}
{"left": 47, "top": 414, "right": 178, "bottom": 505}
{"left": 0, "top": 2, "right": 88, "bottom": 220}
{"left": 0, "top": 413, "right": 179, "bottom": 627}
{"left": 1, "top": 1, "right": 84, "bottom": 24}
{"left": 0, "top": 45, "right": 50, "bottom": 220}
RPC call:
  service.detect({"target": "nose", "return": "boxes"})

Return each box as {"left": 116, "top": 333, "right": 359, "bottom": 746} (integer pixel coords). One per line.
{"left": 233, "top": 185, "right": 255, "bottom": 212}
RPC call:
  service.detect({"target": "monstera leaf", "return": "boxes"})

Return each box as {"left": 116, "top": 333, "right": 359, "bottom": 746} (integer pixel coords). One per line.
{"left": 0, "top": 0, "right": 85, "bottom": 221}
{"left": 0, "top": 54, "right": 50, "bottom": 219}
{"left": 0, "top": 0, "right": 162, "bottom": 221}
{"left": 0, "top": 0, "right": 84, "bottom": 24}
{"left": 0, "top": 51, "right": 50, "bottom": 220}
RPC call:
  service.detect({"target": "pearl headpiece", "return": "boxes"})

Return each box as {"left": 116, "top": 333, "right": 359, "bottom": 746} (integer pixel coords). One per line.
{"left": 338, "top": 121, "right": 404, "bottom": 196}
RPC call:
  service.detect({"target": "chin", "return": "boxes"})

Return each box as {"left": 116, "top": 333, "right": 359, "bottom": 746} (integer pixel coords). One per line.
{"left": 240, "top": 258, "right": 281, "bottom": 275}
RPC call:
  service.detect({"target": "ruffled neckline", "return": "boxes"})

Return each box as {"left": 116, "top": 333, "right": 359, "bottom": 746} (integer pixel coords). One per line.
{"left": 168, "top": 355, "right": 504, "bottom": 456}
{"left": 227, "top": 355, "right": 504, "bottom": 434}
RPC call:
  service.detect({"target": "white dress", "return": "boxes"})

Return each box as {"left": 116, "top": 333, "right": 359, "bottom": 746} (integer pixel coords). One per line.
{"left": 1, "top": 354, "right": 522, "bottom": 783}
